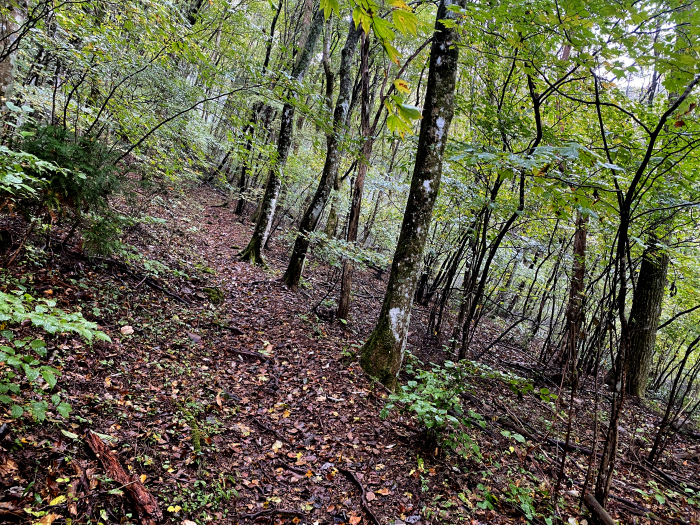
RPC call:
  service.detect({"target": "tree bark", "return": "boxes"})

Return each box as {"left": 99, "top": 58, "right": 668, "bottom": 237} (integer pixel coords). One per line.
{"left": 0, "top": 2, "right": 25, "bottom": 106}
{"left": 626, "top": 236, "right": 668, "bottom": 396}
{"left": 283, "top": 21, "right": 361, "bottom": 287}
{"left": 337, "top": 30, "right": 372, "bottom": 320}
{"left": 360, "top": 0, "right": 462, "bottom": 387}
{"left": 561, "top": 212, "right": 587, "bottom": 388}
{"left": 239, "top": 7, "right": 325, "bottom": 266}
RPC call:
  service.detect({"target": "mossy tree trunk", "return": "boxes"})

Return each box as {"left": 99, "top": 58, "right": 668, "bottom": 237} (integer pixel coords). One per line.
{"left": 360, "top": 0, "right": 463, "bottom": 388}
{"left": 283, "top": 22, "right": 361, "bottom": 287}
{"left": 626, "top": 236, "right": 668, "bottom": 396}
{"left": 239, "top": 7, "right": 324, "bottom": 266}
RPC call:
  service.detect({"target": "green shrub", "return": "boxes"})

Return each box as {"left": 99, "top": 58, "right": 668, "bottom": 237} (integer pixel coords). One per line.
{"left": 0, "top": 290, "right": 110, "bottom": 421}
{"left": 17, "top": 124, "right": 121, "bottom": 214}
{"left": 382, "top": 360, "right": 483, "bottom": 456}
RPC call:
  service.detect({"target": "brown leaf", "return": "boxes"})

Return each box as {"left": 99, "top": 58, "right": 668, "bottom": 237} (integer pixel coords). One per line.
{"left": 349, "top": 516, "right": 362, "bottom": 525}
{"left": 36, "top": 513, "right": 60, "bottom": 525}
{"left": 365, "top": 491, "right": 375, "bottom": 502}
{"left": 0, "top": 458, "right": 18, "bottom": 476}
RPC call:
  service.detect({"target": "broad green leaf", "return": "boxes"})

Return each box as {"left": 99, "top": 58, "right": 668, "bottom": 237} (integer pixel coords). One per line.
{"left": 392, "top": 9, "right": 418, "bottom": 36}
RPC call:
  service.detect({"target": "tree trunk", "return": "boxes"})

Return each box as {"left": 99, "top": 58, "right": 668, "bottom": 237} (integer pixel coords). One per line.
{"left": 360, "top": 0, "right": 462, "bottom": 387}
{"left": 337, "top": 30, "right": 372, "bottom": 320}
{"left": 239, "top": 8, "right": 324, "bottom": 266}
{"left": 283, "top": 21, "right": 361, "bottom": 287}
{"left": 626, "top": 236, "right": 668, "bottom": 396}
{"left": 323, "top": 172, "right": 342, "bottom": 237}
{"left": 0, "top": 2, "right": 25, "bottom": 106}
{"left": 561, "top": 212, "right": 587, "bottom": 389}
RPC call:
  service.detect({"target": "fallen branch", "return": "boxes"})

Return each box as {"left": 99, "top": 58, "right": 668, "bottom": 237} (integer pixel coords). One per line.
{"left": 210, "top": 321, "right": 244, "bottom": 336}
{"left": 337, "top": 467, "right": 380, "bottom": 525}
{"left": 251, "top": 417, "right": 289, "bottom": 443}
{"left": 86, "top": 431, "right": 161, "bottom": 525}
{"left": 240, "top": 508, "right": 306, "bottom": 519}
{"left": 143, "top": 277, "right": 192, "bottom": 305}
{"left": 583, "top": 494, "right": 615, "bottom": 525}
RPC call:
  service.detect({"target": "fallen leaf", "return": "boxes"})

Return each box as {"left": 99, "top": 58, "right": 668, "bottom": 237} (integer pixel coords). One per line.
{"left": 377, "top": 488, "right": 391, "bottom": 496}
{"left": 366, "top": 491, "right": 376, "bottom": 502}
{"left": 120, "top": 325, "right": 134, "bottom": 335}
{"left": 36, "top": 513, "right": 60, "bottom": 525}
{"left": 349, "top": 517, "right": 362, "bottom": 525}
{"left": 0, "top": 458, "right": 18, "bottom": 476}
{"left": 272, "top": 440, "right": 283, "bottom": 452}
{"left": 49, "top": 495, "right": 66, "bottom": 506}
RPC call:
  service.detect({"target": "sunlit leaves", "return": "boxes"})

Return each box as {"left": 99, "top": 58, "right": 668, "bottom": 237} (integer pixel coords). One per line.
{"left": 321, "top": 0, "right": 340, "bottom": 19}
{"left": 392, "top": 9, "right": 418, "bottom": 36}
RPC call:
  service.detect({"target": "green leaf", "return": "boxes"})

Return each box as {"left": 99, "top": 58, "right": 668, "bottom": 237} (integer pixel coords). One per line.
{"left": 31, "top": 401, "right": 48, "bottom": 421}
{"left": 320, "top": 0, "right": 339, "bottom": 18}
{"left": 11, "top": 404, "right": 23, "bottom": 418}
{"left": 382, "top": 40, "right": 401, "bottom": 65}
{"left": 61, "top": 429, "right": 79, "bottom": 440}
{"left": 41, "top": 367, "right": 57, "bottom": 389}
{"left": 392, "top": 9, "right": 418, "bottom": 36}
{"left": 0, "top": 395, "right": 12, "bottom": 404}
{"left": 397, "top": 104, "right": 422, "bottom": 120}
{"left": 57, "top": 402, "right": 72, "bottom": 418}
{"left": 23, "top": 363, "right": 40, "bottom": 382}
{"left": 30, "top": 339, "right": 47, "bottom": 357}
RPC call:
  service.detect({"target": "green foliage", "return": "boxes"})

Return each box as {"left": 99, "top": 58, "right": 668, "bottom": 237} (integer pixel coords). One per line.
{"left": 0, "top": 145, "right": 72, "bottom": 210}
{"left": 305, "top": 230, "right": 390, "bottom": 269}
{"left": 0, "top": 290, "right": 110, "bottom": 422}
{"left": 382, "top": 360, "right": 482, "bottom": 457}
{"left": 17, "top": 124, "right": 121, "bottom": 215}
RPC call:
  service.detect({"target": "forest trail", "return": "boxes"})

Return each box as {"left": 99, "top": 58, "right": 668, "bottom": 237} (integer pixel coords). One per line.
{"left": 2, "top": 184, "right": 699, "bottom": 525}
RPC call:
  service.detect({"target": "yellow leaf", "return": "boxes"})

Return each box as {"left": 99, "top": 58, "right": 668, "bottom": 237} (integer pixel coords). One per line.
{"left": 140, "top": 474, "right": 147, "bottom": 483}
{"left": 393, "top": 79, "right": 410, "bottom": 93}
{"left": 167, "top": 505, "right": 181, "bottom": 513}
{"left": 49, "top": 496, "right": 66, "bottom": 506}
{"left": 389, "top": 0, "right": 411, "bottom": 8}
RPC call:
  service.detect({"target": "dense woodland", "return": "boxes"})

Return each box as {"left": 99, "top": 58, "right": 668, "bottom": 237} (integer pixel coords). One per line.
{"left": 0, "top": 0, "right": 700, "bottom": 523}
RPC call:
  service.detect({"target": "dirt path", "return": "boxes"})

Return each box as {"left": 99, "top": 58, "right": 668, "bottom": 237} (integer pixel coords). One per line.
{"left": 2, "top": 184, "right": 699, "bottom": 525}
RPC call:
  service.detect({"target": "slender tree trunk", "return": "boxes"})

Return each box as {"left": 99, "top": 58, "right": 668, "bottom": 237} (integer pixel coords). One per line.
{"left": 0, "top": 2, "right": 25, "bottom": 107}
{"left": 337, "top": 30, "right": 372, "bottom": 320}
{"left": 561, "top": 212, "right": 587, "bottom": 388}
{"left": 360, "top": 0, "right": 463, "bottom": 387}
{"left": 283, "top": 21, "right": 361, "bottom": 287}
{"left": 626, "top": 236, "right": 668, "bottom": 396}
{"left": 239, "top": 8, "right": 324, "bottom": 266}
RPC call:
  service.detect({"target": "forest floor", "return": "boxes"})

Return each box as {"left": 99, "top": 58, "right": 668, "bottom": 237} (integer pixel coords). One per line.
{"left": 1, "top": 181, "right": 699, "bottom": 525}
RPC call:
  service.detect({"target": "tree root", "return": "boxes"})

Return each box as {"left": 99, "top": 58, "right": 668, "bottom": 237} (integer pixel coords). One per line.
{"left": 336, "top": 467, "right": 380, "bottom": 525}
